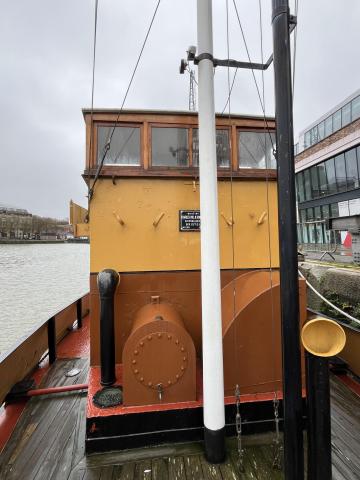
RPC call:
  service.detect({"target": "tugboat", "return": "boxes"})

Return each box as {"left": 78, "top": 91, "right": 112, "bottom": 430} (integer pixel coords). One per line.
{"left": 0, "top": 1, "right": 359, "bottom": 479}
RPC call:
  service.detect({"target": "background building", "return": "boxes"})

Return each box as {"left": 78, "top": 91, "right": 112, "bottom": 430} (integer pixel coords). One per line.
{"left": 295, "top": 89, "right": 360, "bottom": 247}
{"left": 0, "top": 204, "right": 32, "bottom": 239}
{"left": 0, "top": 203, "right": 69, "bottom": 239}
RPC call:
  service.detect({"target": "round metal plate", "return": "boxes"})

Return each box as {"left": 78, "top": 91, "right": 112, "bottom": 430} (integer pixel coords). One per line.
{"left": 93, "top": 386, "right": 123, "bottom": 409}
{"left": 132, "top": 333, "right": 188, "bottom": 389}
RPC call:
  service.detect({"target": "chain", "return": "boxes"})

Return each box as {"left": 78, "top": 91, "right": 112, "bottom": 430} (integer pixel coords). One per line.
{"left": 235, "top": 384, "right": 245, "bottom": 472}
{"left": 272, "top": 393, "right": 283, "bottom": 470}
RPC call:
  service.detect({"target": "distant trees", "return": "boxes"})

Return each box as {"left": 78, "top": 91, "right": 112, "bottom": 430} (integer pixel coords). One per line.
{"left": 0, "top": 209, "right": 69, "bottom": 239}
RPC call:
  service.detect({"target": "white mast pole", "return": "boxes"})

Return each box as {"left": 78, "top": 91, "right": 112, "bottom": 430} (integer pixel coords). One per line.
{"left": 197, "top": 0, "right": 225, "bottom": 463}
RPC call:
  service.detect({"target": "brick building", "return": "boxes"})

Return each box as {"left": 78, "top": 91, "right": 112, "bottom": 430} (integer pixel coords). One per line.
{"left": 0, "top": 204, "right": 33, "bottom": 239}
{"left": 295, "top": 89, "right": 360, "bottom": 246}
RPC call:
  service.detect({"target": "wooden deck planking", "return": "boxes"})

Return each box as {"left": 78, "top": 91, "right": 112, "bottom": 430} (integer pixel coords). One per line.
{"left": 1, "top": 359, "right": 360, "bottom": 479}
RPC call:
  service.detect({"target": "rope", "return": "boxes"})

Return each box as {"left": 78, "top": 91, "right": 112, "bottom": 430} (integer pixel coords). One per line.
{"left": 231, "top": 0, "right": 275, "bottom": 152}
{"left": 298, "top": 269, "right": 360, "bottom": 326}
{"left": 88, "top": 0, "right": 162, "bottom": 202}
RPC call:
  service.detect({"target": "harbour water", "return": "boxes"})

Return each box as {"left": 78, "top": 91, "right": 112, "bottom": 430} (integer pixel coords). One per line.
{"left": 0, "top": 243, "right": 89, "bottom": 355}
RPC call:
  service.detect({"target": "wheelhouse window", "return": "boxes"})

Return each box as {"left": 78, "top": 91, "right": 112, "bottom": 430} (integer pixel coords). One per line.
{"left": 97, "top": 125, "right": 140, "bottom": 165}
{"left": 238, "top": 131, "right": 276, "bottom": 169}
{"left": 151, "top": 127, "right": 189, "bottom": 167}
{"left": 192, "top": 129, "right": 230, "bottom": 168}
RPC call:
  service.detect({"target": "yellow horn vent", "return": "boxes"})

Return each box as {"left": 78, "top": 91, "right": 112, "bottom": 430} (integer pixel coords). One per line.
{"left": 301, "top": 317, "right": 346, "bottom": 357}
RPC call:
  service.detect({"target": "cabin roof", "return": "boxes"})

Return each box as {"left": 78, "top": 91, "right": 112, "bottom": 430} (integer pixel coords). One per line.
{"left": 82, "top": 108, "right": 275, "bottom": 122}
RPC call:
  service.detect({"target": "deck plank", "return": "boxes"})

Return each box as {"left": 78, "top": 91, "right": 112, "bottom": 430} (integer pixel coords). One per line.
{"left": 201, "top": 456, "right": 223, "bottom": 480}
{"left": 112, "top": 463, "right": 135, "bottom": 480}
{"left": 151, "top": 458, "right": 168, "bottom": 480}
{"left": 1, "top": 368, "right": 360, "bottom": 480}
{"left": 184, "top": 454, "right": 203, "bottom": 480}
{"left": 167, "top": 457, "right": 186, "bottom": 480}
{"left": 134, "top": 460, "right": 152, "bottom": 480}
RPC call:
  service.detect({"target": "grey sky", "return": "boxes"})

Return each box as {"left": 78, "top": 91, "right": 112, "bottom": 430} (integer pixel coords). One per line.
{"left": 0, "top": 0, "right": 359, "bottom": 218}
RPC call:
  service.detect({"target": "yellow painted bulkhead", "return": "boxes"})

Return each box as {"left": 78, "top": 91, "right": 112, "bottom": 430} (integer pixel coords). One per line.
{"left": 90, "top": 178, "right": 279, "bottom": 273}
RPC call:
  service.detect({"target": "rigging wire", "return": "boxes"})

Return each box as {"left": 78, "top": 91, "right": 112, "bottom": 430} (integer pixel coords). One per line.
{"left": 230, "top": 0, "right": 275, "bottom": 152}
{"left": 224, "top": 1, "right": 244, "bottom": 468}
{"left": 292, "top": 0, "right": 299, "bottom": 99}
{"left": 221, "top": 68, "right": 238, "bottom": 115}
{"left": 88, "top": 0, "right": 162, "bottom": 203}
{"left": 258, "top": 1, "right": 282, "bottom": 466}
{"left": 85, "top": 0, "right": 99, "bottom": 222}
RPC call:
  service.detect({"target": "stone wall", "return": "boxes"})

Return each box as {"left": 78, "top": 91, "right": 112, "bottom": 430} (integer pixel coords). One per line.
{"left": 299, "top": 262, "right": 360, "bottom": 329}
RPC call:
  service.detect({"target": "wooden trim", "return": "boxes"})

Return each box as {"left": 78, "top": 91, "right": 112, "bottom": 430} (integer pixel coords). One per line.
{"left": 85, "top": 117, "right": 91, "bottom": 169}
{"left": 84, "top": 111, "right": 275, "bottom": 129}
{"left": 189, "top": 128, "right": 193, "bottom": 167}
{"left": 83, "top": 168, "right": 277, "bottom": 179}
{"left": 92, "top": 124, "right": 98, "bottom": 169}
{"left": 231, "top": 124, "right": 238, "bottom": 171}
{"left": 143, "top": 122, "right": 149, "bottom": 170}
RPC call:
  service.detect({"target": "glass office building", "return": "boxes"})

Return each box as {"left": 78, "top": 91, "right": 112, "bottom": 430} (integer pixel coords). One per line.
{"left": 295, "top": 90, "right": 360, "bottom": 246}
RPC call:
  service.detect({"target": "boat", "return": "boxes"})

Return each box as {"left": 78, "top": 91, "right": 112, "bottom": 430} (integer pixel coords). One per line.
{"left": 1, "top": 1, "right": 360, "bottom": 479}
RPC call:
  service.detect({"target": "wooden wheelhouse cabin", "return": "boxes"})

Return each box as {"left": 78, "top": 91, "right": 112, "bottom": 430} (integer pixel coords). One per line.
{"left": 79, "top": 109, "right": 307, "bottom": 452}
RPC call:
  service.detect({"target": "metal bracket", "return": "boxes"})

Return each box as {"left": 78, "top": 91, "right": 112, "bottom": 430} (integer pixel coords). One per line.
{"left": 180, "top": 44, "right": 273, "bottom": 74}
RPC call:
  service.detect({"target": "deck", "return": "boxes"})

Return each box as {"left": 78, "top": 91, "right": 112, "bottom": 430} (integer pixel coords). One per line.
{"left": 1, "top": 319, "right": 360, "bottom": 479}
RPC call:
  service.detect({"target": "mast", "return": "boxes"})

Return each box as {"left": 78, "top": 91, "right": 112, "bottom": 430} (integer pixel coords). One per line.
{"left": 197, "top": 0, "right": 225, "bottom": 463}
{"left": 271, "top": 1, "right": 304, "bottom": 479}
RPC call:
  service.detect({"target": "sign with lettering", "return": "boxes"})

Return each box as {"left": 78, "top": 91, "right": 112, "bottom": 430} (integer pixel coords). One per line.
{"left": 179, "top": 210, "right": 201, "bottom": 232}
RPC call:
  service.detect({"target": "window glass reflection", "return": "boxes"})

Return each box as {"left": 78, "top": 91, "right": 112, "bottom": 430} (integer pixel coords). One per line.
{"left": 330, "top": 203, "right": 339, "bottom": 217}
{"left": 335, "top": 153, "right": 347, "bottom": 192}
{"left": 238, "top": 131, "right": 276, "bottom": 169}
{"left": 333, "top": 110, "right": 342, "bottom": 131}
{"left": 317, "top": 163, "right": 328, "bottom": 196}
{"left": 325, "top": 158, "right": 337, "bottom": 194}
{"left": 345, "top": 149, "right": 359, "bottom": 190}
{"left": 324, "top": 116, "right": 333, "bottom": 137}
{"left": 318, "top": 121, "right": 325, "bottom": 140}
{"left": 342, "top": 103, "right": 351, "bottom": 126}
{"left": 310, "top": 166, "right": 319, "bottom": 198}
{"left": 304, "top": 170, "right": 311, "bottom": 200}
{"left": 297, "top": 172, "right": 305, "bottom": 202}
{"left": 97, "top": 126, "right": 140, "bottom": 165}
{"left": 192, "top": 129, "right": 230, "bottom": 167}
{"left": 152, "top": 127, "right": 189, "bottom": 166}
{"left": 352, "top": 96, "right": 360, "bottom": 121}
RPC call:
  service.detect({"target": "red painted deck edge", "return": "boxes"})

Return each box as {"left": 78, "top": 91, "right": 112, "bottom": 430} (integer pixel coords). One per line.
{"left": 87, "top": 363, "right": 306, "bottom": 419}
{"left": 336, "top": 373, "right": 360, "bottom": 398}
{"left": 0, "top": 314, "right": 90, "bottom": 453}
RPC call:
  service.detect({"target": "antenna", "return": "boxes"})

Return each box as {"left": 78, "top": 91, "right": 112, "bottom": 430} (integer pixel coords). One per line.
{"left": 188, "top": 68, "right": 197, "bottom": 111}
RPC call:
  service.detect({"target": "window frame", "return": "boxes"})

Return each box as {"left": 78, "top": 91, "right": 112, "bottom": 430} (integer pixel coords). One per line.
{"left": 237, "top": 129, "right": 277, "bottom": 170}
{"left": 95, "top": 122, "right": 143, "bottom": 168}
{"left": 149, "top": 123, "right": 191, "bottom": 169}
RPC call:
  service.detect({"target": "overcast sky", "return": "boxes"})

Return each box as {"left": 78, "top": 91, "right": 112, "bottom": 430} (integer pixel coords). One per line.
{"left": 0, "top": 0, "right": 359, "bottom": 219}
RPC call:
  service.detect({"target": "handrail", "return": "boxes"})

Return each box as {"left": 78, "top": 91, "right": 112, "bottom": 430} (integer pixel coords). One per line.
{"left": 0, "top": 292, "right": 90, "bottom": 405}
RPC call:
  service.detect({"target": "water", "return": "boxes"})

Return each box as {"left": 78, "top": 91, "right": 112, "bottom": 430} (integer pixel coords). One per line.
{"left": 0, "top": 243, "right": 89, "bottom": 355}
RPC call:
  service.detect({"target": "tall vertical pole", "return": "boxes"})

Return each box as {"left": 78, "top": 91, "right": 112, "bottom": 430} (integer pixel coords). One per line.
{"left": 271, "top": 1, "right": 304, "bottom": 479}
{"left": 197, "top": 0, "right": 225, "bottom": 464}
{"left": 306, "top": 353, "right": 332, "bottom": 480}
